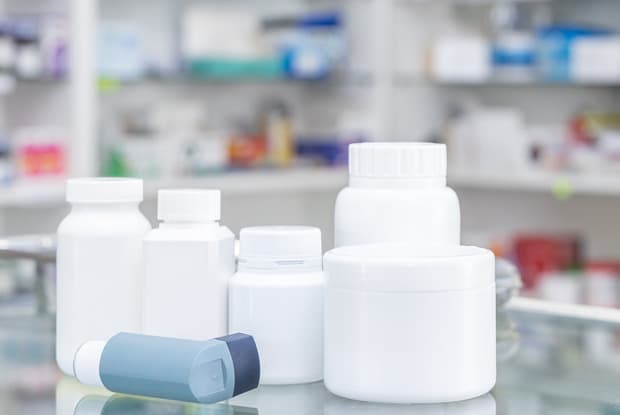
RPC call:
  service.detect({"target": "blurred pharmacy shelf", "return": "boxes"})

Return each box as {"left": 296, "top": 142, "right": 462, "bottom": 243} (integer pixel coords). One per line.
{"left": 98, "top": 72, "right": 374, "bottom": 89}
{"left": 391, "top": 74, "right": 620, "bottom": 88}
{"left": 0, "top": 181, "right": 66, "bottom": 207}
{"left": 6, "top": 168, "right": 620, "bottom": 207}
{"left": 435, "top": 80, "right": 620, "bottom": 88}
{"left": 144, "top": 167, "right": 348, "bottom": 197}
{"left": 0, "top": 167, "right": 348, "bottom": 207}
{"left": 449, "top": 169, "right": 620, "bottom": 197}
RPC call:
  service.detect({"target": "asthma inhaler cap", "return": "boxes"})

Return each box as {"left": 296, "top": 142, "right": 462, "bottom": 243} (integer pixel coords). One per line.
{"left": 216, "top": 333, "right": 261, "bottom": 397}
{"left": 238, "top": 226, "right": 322, "bottom": 270}
{"left": 66, "top": 178, "right": 143, "bottom": 203}
{"left": 349, "top": 142, "right": 447, "bottom": 179}
{"left": 158, "top": 189, "right": 221, "bottom": 222}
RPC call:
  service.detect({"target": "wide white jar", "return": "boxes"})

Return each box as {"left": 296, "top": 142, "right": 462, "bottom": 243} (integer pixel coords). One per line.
{"left": 56, "top": 178, "right": 151, "bottom": 375}
{"left": 334, "top": 142, "right": 460, "bottom": 248}
{"left": 324, "top": 244, "right": 496, "bottom": 404}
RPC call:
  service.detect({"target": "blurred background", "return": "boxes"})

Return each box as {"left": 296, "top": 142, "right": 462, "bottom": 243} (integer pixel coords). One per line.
{"left": 7, "top": 0, "right": 620, "bottom": 302}
{"left": 1, "top": 0, "right": 620, "bottom": 412}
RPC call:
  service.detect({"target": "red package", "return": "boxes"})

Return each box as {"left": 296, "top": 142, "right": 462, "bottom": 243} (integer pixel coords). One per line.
{"left": 513, "top": 234, "right": 582, "bottom": 289}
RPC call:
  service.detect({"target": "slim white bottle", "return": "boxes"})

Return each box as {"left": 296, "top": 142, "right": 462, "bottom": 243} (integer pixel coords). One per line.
{"left": 229, "top": 226, "right": 324, "bottom": 385}
{"left": 56, "top": 178, "right": 151, "bottom": 375}
{"left": 142, "top": 189, "right": 235, "bottom": 340}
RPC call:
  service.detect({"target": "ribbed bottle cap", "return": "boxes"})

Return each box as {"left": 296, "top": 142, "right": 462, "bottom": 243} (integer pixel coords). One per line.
{"left": 239, "top": 226, "right": 322, "bottom": 270}
{"left": 349, "top": 142, "right": 447, "bottom": 179}
{"left": 157, "top": 189, "right": 220, "bottom": 222}
{"left": 66, "top": 178, "right": 143, "bottom": 203}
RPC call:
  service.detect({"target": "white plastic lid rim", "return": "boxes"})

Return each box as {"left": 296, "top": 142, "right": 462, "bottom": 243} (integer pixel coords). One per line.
{"left": 66, "top": 178, "right": 144, "bottom": 203}
{"left": 238, "top": 226, "right": 322, "bottom": 271}
{"left": 157, "top": 189, "right": 221, "bottom": 222}
{"left": 325, "top": 244, "right": 495, "bottom": 292}
{"left": 348, "top": 142, "right": 447, "bottom": 179}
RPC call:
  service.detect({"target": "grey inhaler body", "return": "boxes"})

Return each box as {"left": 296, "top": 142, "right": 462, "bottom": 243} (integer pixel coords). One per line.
{"left": 73, "top": 332, "right": 260, "bottom": 404}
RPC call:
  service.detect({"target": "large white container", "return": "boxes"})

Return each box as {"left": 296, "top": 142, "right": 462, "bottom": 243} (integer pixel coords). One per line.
{"left": 56, "top": 178, "right": 151, "bottom": 375}
{"left": 143, "top": 189, "right": 234, "bottom": 340}
{"left": 229, "top": 226, "right": 324, "bottom": 385}
{"left": 324, "top": 244, "right": 496, "bottom": 403}
{"left": 334, "top": 142, "right": 460, "bottom": 248}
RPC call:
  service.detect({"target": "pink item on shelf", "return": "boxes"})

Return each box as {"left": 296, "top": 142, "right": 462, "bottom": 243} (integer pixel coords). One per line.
{"left": 14, "top": 126, "right": 67, "bottom": 178}
{"left": 18, "top": 144, "right": 65, "bottom": 177}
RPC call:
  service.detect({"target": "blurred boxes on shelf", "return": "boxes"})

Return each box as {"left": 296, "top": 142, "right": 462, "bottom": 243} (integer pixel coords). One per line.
{"left": 584, "top": 261, "right": 620, "bottom": 308}
{"left": 96, "top": 6, "right": 346, "bottom": 82}
{"left": 492, "top": 30, "right": 536, "bottom": 82}
{"left": 467, "top": 229, "right": 619, "bottom": 310}
{"left": 572, "top": 36, "right": 620, "bottom": 83}
{"left": 101, "top": 96, "right": 362, "bottom": 178}
{"left": 446, "top": 107, "right": 620, "bottom": 176}
{"left": 0, "top": 14, "right": 68, "bottom": 92}
{"left": 0, "top": 125, "right": 68, "bottom": 188}
{"left": 431, "top": 36, "right": 491, "bottom": 83}
{"left": 447, "top": 107, "right": 530, "bottom": 173}
{"left": 98, "top": 22, "right": 145, "bottom": 81}
{"left": 513, "top": 234, "right": 582, "bottom": 290}
{"left": 536, "top": 25, "right": 612, "bottom": 83}
{"left": 427, "top": 11, "right": 620, "bottom": 85}
{"left": 179, "top": 6, "right": 345, "bottom": 80}
{"left": 181, "top": 7, "right": 279, "bottom": 79}
{"left": 13, "top": 126, "right": 67, "bottom": 181}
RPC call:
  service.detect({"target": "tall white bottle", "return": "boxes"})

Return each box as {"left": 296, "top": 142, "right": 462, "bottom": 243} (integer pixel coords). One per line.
{"left": 142, "top": 189, "right": 235, "bottom": 340}
{"left": 56, "top": 178, "right": 151, "bottom": 375}
{"left": 335, "top": 143, "right": 460, "bottom": 248}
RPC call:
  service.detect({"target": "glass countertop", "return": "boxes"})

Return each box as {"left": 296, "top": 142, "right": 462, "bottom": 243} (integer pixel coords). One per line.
{"left": 0, "top": 308, "right": 619, "bottom": 415}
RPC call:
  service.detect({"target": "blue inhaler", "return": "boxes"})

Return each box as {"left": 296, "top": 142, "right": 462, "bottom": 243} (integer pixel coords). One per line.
{"left": 73, "top": 332, "right": 260, "bottom": 404}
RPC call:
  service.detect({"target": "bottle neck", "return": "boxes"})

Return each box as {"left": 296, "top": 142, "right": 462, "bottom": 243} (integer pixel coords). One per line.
{"left": 349, "top": 176, "right": 446, "bottom": 189}
{"left": 238, "top": 257, "right": 322, "bottom": 273}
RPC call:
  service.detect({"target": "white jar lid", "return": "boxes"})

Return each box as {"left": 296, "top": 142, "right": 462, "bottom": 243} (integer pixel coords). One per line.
{"left": 66, "top": 178, "right": 143, "bottom": 203}
{"left": 349, "top": 142, "right": 446, "bottom": 179}
{"left": 238, "top": 226, "right": 322, "bottom": 270}
{"left": 157, "top": 189, "right": 220, "bottom": 222}
{"left": 325, "top": 244, "right": 494, "bottom": 292}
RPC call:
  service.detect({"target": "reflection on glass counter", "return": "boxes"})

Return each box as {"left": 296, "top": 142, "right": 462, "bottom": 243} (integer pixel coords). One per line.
{"left": 1, "top": 235, "right": 620, "bottom": 414}
{"left": 54, "top": 377, "right": 496, "bottom": 415}
{"left": 0, "top": 313, "right": 618, "bottom": 414}
{"left": 57, "top": 377, "right": 257, "bottom": 415}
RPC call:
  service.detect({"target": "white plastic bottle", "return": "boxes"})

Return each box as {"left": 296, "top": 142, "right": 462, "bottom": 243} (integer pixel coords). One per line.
{"left": 142, "top": 189, "right": 234, "bottom": 340}
{"left": 56, "top": 178, "right": 151, "bottom": 375}
{"left": 334, "top": 142, "right": 460, "bottom": 248}
{"left": 229, "top": 226, "right": 324, "bottom": 385}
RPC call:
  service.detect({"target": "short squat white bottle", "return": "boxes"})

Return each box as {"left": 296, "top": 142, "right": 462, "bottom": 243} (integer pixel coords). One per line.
{"left": 143, "top": 189, "right": 235, "bottom": 340}
{"left": 229, "top": 226, "right": 324, "bottom": 385}
{"left": 335, "top": 142, "right": 460, "bottom": 248}
{"left": 56, "top": 178, "right": 151, "bottom": 376}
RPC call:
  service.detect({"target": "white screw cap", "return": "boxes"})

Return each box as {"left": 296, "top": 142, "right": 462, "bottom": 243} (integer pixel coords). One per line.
{"left": 349, "top": 142, "right": 447, "bottom": 178}
{"left": 157, "top": 189, "right": 221, "bottom": 222}
{"left": 239, "top": 226, "right": 322, "bottom": 261}
{"left": 66, "top": 178, "right": 143, "bottom": 203}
